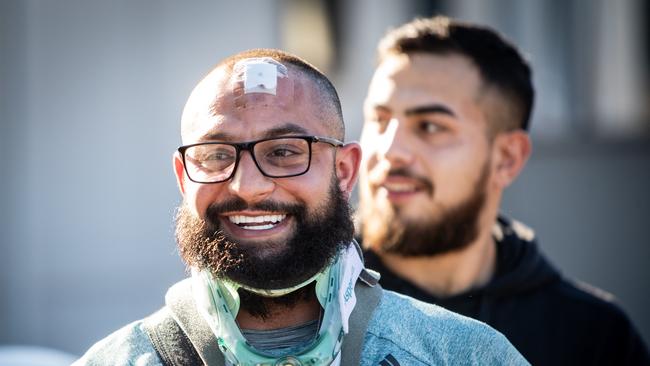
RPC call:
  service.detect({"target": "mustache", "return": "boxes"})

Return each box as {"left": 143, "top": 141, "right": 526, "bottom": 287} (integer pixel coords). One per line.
{"left": 386, "top": 168, "right": 434, "bottom": 195}
{"left": 204, "top": 197, "right": 303, "bottom": 225}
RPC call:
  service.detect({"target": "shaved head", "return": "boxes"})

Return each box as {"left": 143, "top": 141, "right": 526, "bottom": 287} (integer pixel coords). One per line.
{"left": 181, "top": 49, "right": 345, "bottom": 143}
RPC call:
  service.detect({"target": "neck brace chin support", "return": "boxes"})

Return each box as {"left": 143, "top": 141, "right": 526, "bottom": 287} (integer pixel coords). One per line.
{"left": 191, "top": 244, "right": 364, "bottom": 366}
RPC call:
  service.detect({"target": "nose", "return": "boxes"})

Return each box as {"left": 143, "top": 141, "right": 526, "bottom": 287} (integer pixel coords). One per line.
{"left": 378, "top": 118, "right": 414, "bottom": 168}
{"left": 227, "top": 151, "right": 275, "bottom": 204}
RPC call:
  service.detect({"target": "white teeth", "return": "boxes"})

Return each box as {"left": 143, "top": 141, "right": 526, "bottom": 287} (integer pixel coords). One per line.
{"left": 227, "top": 214, "right": 286, "bottom": 228}
{"left": 384, "top": 183, "right": 416, "bottom": 192}
{"left": 242, "top": 224, "right": 275, "bottom": 230}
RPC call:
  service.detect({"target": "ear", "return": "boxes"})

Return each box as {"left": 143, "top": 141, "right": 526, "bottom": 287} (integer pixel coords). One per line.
{"left": 335, "top": 142, "right": 362, "bottom": 198}
{"left": 491, "top": 130, "right": 531, "bottom": 189}
{"left": 173, "top": 151, "right": 187, "bottom": 195}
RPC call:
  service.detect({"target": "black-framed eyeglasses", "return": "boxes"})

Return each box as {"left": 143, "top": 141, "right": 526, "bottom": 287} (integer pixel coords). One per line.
{"left": 178, "top": 135, "right": 344, "bottom": 184}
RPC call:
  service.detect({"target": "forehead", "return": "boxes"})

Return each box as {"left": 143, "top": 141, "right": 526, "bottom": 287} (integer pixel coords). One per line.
{"left": 181, "top": 59, "right": 328, "bottom": 143}
{"left": 365, "top": 53, "right": 485, "bottom": 112}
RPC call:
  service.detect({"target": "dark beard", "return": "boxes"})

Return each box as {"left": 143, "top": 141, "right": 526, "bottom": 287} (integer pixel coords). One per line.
{"left": 237, "top": 282, "right": 316, "bottom": 321}
{"left": 175, "top": 176, "right": 354, "bottom": 318}
{"left": 361, "top": 162, "right": 489, "bottom": 257}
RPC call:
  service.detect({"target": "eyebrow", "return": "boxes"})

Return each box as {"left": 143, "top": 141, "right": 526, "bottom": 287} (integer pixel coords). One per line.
{"left": 405, "top": 104, "right": 456, "bottom": 117}
{"left": 198, "top": 122, "right": 310, "bottom": 142}
{"left": 261, "top": 123, "right": 310, "bottom": 138}
{"left": 369, "top": 103, "right": 457, "bottom": 119}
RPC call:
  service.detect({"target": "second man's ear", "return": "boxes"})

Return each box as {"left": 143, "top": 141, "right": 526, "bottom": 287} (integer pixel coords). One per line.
{"left": 491, "top": 130, "right": 531, "bottom": 189}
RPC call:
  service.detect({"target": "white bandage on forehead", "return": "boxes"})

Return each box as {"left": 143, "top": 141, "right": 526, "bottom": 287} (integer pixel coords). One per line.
{"left": 230, "top": 57, "right": 295, "bottom": 110}
{"left": 232, "top": 57, "right": 288, "bottom": 95}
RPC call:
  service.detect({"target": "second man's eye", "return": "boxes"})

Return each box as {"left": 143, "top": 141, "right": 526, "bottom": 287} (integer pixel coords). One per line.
{"left": 419, "top": 120, "right": 445, "bottom": 134}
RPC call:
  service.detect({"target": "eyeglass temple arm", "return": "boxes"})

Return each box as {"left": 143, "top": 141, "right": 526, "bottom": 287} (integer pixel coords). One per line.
{"left": 313, "top": 136, "right": 344, "bottom": 147}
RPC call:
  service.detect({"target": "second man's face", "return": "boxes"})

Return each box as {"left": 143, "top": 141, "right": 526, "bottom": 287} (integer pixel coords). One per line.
{"left": 359, "top": 53, "right": 494, "bottom": 253}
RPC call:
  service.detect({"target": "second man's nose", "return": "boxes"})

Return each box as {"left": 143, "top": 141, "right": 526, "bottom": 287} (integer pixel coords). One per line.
{"left": 379, "top": 118, "right": 415, "bottom": 167}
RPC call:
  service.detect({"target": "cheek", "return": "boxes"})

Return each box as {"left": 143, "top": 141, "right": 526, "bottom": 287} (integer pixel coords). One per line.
{"left": 360, "top": 126, "right": 381, "bottom": 162}
{"left": 427, "top": 145, "right": 489, "bottom": 200}
{"left": 420, "top": 132, "right": 480, "bottom": 175}
{"left": 359, "top": 150, "right": 379, "bottom": 186}
{"left": 276, "top": 165, "right": 333, "bottom": 205}
{"left": 183, "top": 183, "right": 223, "bottom": 217}
{"left": 360, "top": 140, "right": 384, "bottom": 186}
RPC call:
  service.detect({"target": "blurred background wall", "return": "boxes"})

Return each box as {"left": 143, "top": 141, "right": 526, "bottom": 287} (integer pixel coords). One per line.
{"left": 1, "top": 0, "right": 648, "bottom": 356}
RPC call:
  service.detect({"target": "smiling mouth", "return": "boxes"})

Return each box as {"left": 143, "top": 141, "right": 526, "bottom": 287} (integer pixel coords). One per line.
{"left": 227, "top": 214, "right": 288, "bottom": 230}
{"left": 382, "top": 182, "right": 419, "bottom": 193}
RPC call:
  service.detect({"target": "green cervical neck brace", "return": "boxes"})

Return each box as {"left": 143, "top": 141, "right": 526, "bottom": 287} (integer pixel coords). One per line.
{"left": 191, "top": 250, "right": 351, "bottom": 366}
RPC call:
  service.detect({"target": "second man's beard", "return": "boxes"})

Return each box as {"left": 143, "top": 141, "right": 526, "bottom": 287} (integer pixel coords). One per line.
{"left": 360, "top": 162, "right": 489, "bottom": 257}
{"left": 175, "top": 175, "right": 354, "bottom": 318}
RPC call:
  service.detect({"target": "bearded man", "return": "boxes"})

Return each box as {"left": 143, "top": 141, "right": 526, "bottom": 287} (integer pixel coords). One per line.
{"left": 358, "top": 16, "right": 649, "bottom": 366}
{"left": 74, "top": 48, "right": 526, "bottom": 365}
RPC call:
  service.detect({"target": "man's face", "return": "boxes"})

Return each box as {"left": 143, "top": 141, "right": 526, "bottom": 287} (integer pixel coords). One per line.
{"left": 359, "top": 53, "right": 494, "bottom": 256}
{"left": 174, "top": 62, "right": 360, "bottom": 289}
{"left": 175, "top": 174, "right": 353, "bottom": 291}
